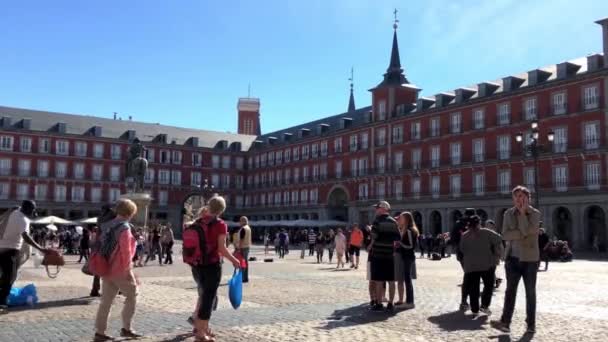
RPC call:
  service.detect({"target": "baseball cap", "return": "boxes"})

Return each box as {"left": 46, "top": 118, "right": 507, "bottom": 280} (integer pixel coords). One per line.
{"left": 373, "top": 201, "right": 391, "bottom": 210}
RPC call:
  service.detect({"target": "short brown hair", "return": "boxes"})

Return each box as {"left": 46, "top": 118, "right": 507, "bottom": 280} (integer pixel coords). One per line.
{"left": 208, "top": 196, "right": 226, "bottom": 216}
{"left": 511, "top": 185, "right": 531, "bottom": 199}
{"left": 115, "top": 198, "right": 137, "bottom": 217}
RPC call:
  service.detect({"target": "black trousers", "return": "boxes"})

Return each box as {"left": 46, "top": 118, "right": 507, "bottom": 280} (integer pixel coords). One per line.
{"left": 78, "top": 246, "right": 89, "bottom": 262}
{"left": 464, "top": 267, "right": 495, "bottom": 313}
{"left": 0, "top": 249, "right": 19, "bottom": 306}
{"left": 308, "top": 244, "right": 315, "bottom": 256}
{"left": 163, "top": 242, "right": 174, "bottom": 264}
{"left": 192, "top": 263, "right": 222, "bottom": 320}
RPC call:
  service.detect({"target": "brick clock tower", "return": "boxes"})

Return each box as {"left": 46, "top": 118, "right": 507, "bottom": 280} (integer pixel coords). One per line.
{"left": 369, "top": 10, "right": 420, "bottom": 120}
{"left": 237, "top": 97, "right": 261, "bottom": 136}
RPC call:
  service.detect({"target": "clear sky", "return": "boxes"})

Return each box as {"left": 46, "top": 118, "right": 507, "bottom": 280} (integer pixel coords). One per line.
{"left": 1, "top": 0, "right": 608, "bottom": 134}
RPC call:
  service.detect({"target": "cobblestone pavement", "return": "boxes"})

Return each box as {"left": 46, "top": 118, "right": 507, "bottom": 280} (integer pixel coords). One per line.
{"left": 2, "top": 245, "right": 607, "bottom": 342}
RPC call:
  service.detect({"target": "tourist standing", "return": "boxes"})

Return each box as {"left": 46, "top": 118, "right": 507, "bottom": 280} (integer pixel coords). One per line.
{"left": 335, "top": 228, "right": 347, "bottom": 268}
{"left": 538, "top": 223, "right": 550, "bottom": 271}
{"left": 278, "top": 229, "right": 288, "bottom": 259}
{"left": 349, "top": 224, "right": 363, "bottom": 269}
{"left": 451, "top": 208, "right": 475, "bottom": 311}
{"left": 145, "top": 226, "right": 162, "bottom": 266}
{"left": 315, "top": 231, "right": 326, "bottom": 263}
{"left": 369, "top": 201, "right": 401, "bottom": 312}
{"left": 161, "top": 226, "right": 175, "bottom": 265}
{"left": 264, "top": 231, "right": 270, "bottom": 255}
{"left": 327, "top": 229, "right": 336, "bottom": 264}
{"left": 491, "top": 186, "right": 541, "bottom": 334}
{"left": 78, "top": 227, "right": 91, "bottom": 263}
{"left": 238, "top": 216, "right": 252, "bottom": 283}
{"left": 394, "top": 212, "right": 419, "bottom": 309}
{"left": 94, "top": 199, "right": 142, "bottom": 341}
{"left": 418, "top": 234, "right": 425, "bottom": 258}
{"left": 459, "top": 215, "right": 503, "bottom": 315}
{"left": 300, "top": 229, "right": 308, "bottom": 259}
{"left": 308, "top": 229, "right": 317, "bottom": 256}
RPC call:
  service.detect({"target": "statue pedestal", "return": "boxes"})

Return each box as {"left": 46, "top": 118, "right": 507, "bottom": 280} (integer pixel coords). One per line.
{"left": 121, "top": 192, "right": 152, "bottom": 228}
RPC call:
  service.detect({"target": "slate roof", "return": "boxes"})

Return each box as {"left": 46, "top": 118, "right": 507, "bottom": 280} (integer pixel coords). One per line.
{"left": 0, "top": 105, "right": 258, "bottom": 151}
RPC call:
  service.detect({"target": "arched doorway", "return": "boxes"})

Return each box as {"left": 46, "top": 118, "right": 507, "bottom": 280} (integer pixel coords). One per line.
{"left": 451, "top": 210, "right": 462, "bottom": 230}
{"left": 585, "top": 206, "right": 607, "bottom": 252}
{"left": 430, "top": 210, "right": 442, "bottom": 235}
{"left": 412, "top": 211, "right": 423, "bottom": 233}
{"left": 327, "top": 187, "right": 349, "bottom": 221}
{"left": 553, "top": 207, "right": 573, "bottom": 246}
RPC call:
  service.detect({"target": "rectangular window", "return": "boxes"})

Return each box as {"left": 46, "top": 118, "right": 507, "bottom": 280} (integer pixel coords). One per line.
{"left": 335, "top": 161, "right": 342, "bottom": 179}
{"left": 411, "top": 122, "right": 421, "bottom": 140}
{"left": 430, "top": 118, "right": 440, "bottom": 137}
{"left": 394, "top": 152, "right": 403, "bottom": 171}
{"left": 56, "top": 140, "right": 69, "bottom": 155}
{"left": 498, "top": 102, "right": 510, "bottom": 125}
{"left": 376, "top": 128, "right": 387, "bottom": 146}
{"left": 71, "top": 186, "right": 84, "bottom": 202}
{"left": 75, "top": 141, "right": 87, "bottom": 157}
{"left": 92, "top": 164, "right": 103, "bottom": 181}
{"left": 144, "top": 168, "right": 154, "bottom": 183}
{"left": 311, "top": 144, "right": 319, "bottom": 158}
{"left": 451, "top": 142, "right": 461, "bottom": 165}
{"left": 412, "top": 149, "right": 421, "bottom": 170}
{"left": 191, "top": 171, "right": 201, "bottom": 186}
{"left": 473, "top": 173, "right": 484, "bottom": 196}
{"left": 412, "top": 178, "right": 421, "bottom": 199}
{"left": 144, "top": 148, "right": 155, "bottom": 163}
{"left": 17, "top": 184, "right": 29, "bottom": 200}
{"left": 110, "top": 145, "right": 121, "bottom": 159}
{"left": 212, "top": 155, "right": 220, "bottom": 168}
{"left": 358, "top": 158, "right": 368, "bottom": 176}
{"left": 276, "top": 150, "right": 283, "bottom": 164}
{"left": 392, "top": 125, "right": 403, "bottom": 144}
{"left": 160, "top": 150, "right": 170, "bottom": 164}
{"left": 285, "top": 149, "right": 291, "bottom": 162}
{"left": 284, "top": 169, "right": 291, "bottom": 184}
{"left": 376, "top": 182, "right": 385, "bottom": 199}
{"left": 377, "top": 154, "right": 386, "bottom": 174}
{"left": 583, "top": 85, "right": 599, "bottom": 110}
{"left": 211, "top": 174, "right": 220, "bottom": 187}
{"left": 524, "top": 97, "right": 537, "bottom": 121}
{"left": 349, "top": 135, "right": 358, "bottom": 151}
{"left": 235, "top": 157, "right": 244, "bottom": 169}
{"left": 192, "top": 153, "right": 202, "bottom": 167}
{"left": 0, "top": 183, "right": 8, "bottom": 199}
{"left": 91, "top": 187, "right": 102, "bottom": 203}
{"left": 394, "top": 180, "right": 403, "bottom": 200}
{"left": 20, "top": 137, "right": 32, "bottom": 152}
{"left": 431, "top": 146, "right": 440, "bottom": 168}
{"left": 473, "top": 109, "right": 485, "bottom": 129}
{"left": 431, "top": 176, "right": 440, "bottom": 198}
{"left": 553, "top": 165, "right": 568, "bottom": 192}
{"left": 332, "top": 138, "right": 342, "bottom": 154}
{"left": 361, "top": 133, "right": 369, "bottom": 149}
{"left": 55, "top": 162, "right": 67, "bottom": 179}
{"left": 302, "top": 145, "right": 310, "bottom": 159}
{"left": 302, "top": 167, "right": 309, "bottom": 182}
{"left": 109, "top": 188, "right": 121, "bottom": 202}
{"left": 312, "top": 165, "right": 320, "bottom": 181}
{"left": 172, "top": 151, "right": 183, "bottom": 165}
{"left": 54, "top": 185, "right": 67, "bottom": 202}
{"left": 222, "top": 174, "right": 230, "bottom": 188}
{"left": 584, "top": 122, "right": 600, "bottom": 150}
{"left": 473, "top": 139, "right": 485, "bottom": 162}
{"left": 268, "top": 152, "right": 275, "bottom": 166}
{"left": 94, "top": 143, "right": 104, "bottom": 158}
{"left": 450, "top": 112, "right": 461, "bottom": 133}
{"left": 450, "top": 174, "right": 461, "bottom": 198}
{"left": 358, "top": 183, "right": 369, "bottom": 200}
{"left": 293, "top": 147, "right": 299, "bottom": 161}
{"left": 171, "top": 170, "right": 182, "bottom": 185}
{"left": 222, "top": 156, "right": 230, "bottom": 169}
{"left": 552, "top": 92, "right": 567, "bottom": 115}
{"left": 35, "top": 184, "right": 47, "bottom": 201}
{"left": 110, "top": 166, "right": 120, "bottom": 182}
{"left": 524, "top": 168, "right": 535, "bottom": 192}
{"left": 300, "top": 189, "right": 308, "bottom": 204}
{"left": 0, "top": 135, "right": 14, "bottom": 151}
{"left": 39, "top": 138, "right": 50, "bottom": 153}
{"left": 73, "top": 163, "right": 85, "bottom": 179}
{"left": 585, "top": 162, "right": 601, "bottom": 190}
{"left": 158, "top": 190, "right": 168, "bottom": 206}
{"left": 498, "top": 170, "right": 511, "bottom": 194}
{"left": 378, "top": 100, "right": 387, "bottom": 120}
{"left": 351, "top": 159, "right": 358, "bottom": 177}
{"left": 553, "top": 127, "right": 568, "bottom": 153}
{"left": 37, "top": 160, "right": 49, "bottom": 178}
{"left": 18, "top": 159, "right": 31, "bottom": 177}
{"left": 498, "top": 135, "right": 510, "bottom": 160}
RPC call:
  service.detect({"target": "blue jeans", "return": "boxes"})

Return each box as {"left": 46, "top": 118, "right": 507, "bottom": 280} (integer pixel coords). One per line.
{"left": 500, "top": 257, "right": 538, "bottom": 328}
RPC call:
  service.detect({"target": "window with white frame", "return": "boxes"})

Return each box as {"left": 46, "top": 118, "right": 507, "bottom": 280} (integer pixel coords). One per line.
{"left": 583, "top": 85, "right": 599, "bottom": 110}
{"left": 236, "top": 175, "right": 244, "bottom": 188}
{"left": 293, "top": 168, "right": 299, "bottom": 182}
{"left": 92, "top": 164, "right": 103, "bottom": 181}
{"left": 222, "top": 156, "right": 230, "bottom": 168}
{"left": 71, "top": 186, "right": 85, "bottom": 202}
{"left": 312, "top": 165, "right": 320, "bottom": 180}
{"left": 335, "top": 161, "right": 342, "bottom": 179}
{"left": 0, "top": 158, "right": 10, "bottom": 176}
{"left": 169, "top": 151, "right": 181, "bottom": 165}
{"left": 358, "top": 158, "right": 368, "bottom": 176}
{"left": 20, "top": 137, "right": 32, "bottom": 152}
{"left": 276, "top": 170, "right": 282, "bottom": 184}
{"left": 0, "top": 183, "right": 8, "bottom": 199}
{"left": 158, "top": 190, "right": 168, "bottom": 206}
{"left": 222, "top": 174, "right": 230, "bottom": 188}
{"left": 17, "top": 184, "right": 29, "bottom": 200}
{"left": 291, "top": 190, "right": 298, "bottom": 205}
{"left": 110, "top": 144, "right": 121, "bottom": 159}
{"left": 412, "top": 148, "right": 421, "bottom": 170}
{"left": 236, "top": 157, "right": 244, "bottom": 169}
{"left": 274, "top": 192, "right": 281, "bottom": 206}
{"left": 450, "top": 174, "right": 461, "bottom": 197}
{"left": 377, "top": 128, "right": 387, "bottom": 146}
{"left": 394, "top": 180, "right": 403, "bottom": 199}
{"left": 473, "top": 139, "right": 485, "bottom": 162}
{"left": 320, "top": 163, "right": 327, "bottom": 179}
{"left": 430, "top": 118, "right": 440, "bottom": 137}
{"left": 394, "top": 152, "right": 403, "bottom": 171}
{"left": 376, "top": 182, "right": 386, "bottom": 199}
{"left": 191, "top": 171, "right": 201, "bottom": 186}
{"left": 431, "top": 176, "right": 440, "bottom": 198}
{"left": 91, "top": 187, "right": 102, "bottom": 203}
{"left": 283, "top": 191, "right": 289, "bottom": 205}
{"left": 56, "top": 140, "right": 69, "bottom": 155}
{"left": 553, "top": 165, "right": 568, "bottom": 192}
{"left": 39, "top": 138, "right": 50, "bottom": 153}
{"left": 93, "top": 143, "right": 104, "bottom": 158}
{"left": 268, "top": 151, "right": 275, "bottom": 166}
{"left": 73, "top": 163, "right": 85, "bottom": 179}
{"left": 552, "top": 92, "right": 567, "bottom": 115}
{"left": 473, "top": 109, "right": 485, "bottom": 129}
{"left": 212, "top": 155, "right": 220, "bottom": 168}
{"left": 451, "top": 142, "right": 461, "bottom": 165}
{"left": 293, "top": 147, "right": 299, "bottom": 161}
{"left": 334, "top": 138, "right": 342, "bottom": 153}
{"left": 498, "top": 135, "right": 510, "bottom": 160}
{"left": 300, "top": 189, "right": 308, "bottom": 204}
{"left": 524, "top": 168, "right": 535, "bottom": 192}
{"left": 450, "top": 112, "right": 461, "bottom": 133}
{"left": 302, "top": 145, "right": 310, "bottom": 159}
{"left": 211, "top": 174, "right": 220, "bottom": 187}
{"left": 0, "top": 136, "right": 14, "bottom": 151}
{"left": 302, "top": 167, "right": 309, "bottom": 181}
{"left": 55, "top": 161, "right": 67, "bottom": 178}
{"left": 585, "top": 162, "right": 601, "bottom": 190}
{"left": 144, "top": 148, "right": 154, "bottom": 163}
{"left": 350, "top": 159, "right": 358, "bottom": 177}
{"left": 411, "top": 122, "right": 421, "bottom": 140}
{"left": 75, "top": 141, "right": 87, "bottom": 157}
{"left": 159, "top": 150, "right": 170, "bottom": 164}
{"left": 553, "top": 127, "right": 567, "bottom": 153}
{"left": 284, "top": 169, "right": 291, "bottom": 184}
{"left": 144, "top": 168, "right": 154, "bottom": 183}
{"left": 110, "top": 166, "right": 120, "bottom": 181}
{"left": 431, "top": 146, "right": 440, "bottom": 168}
{"left": 192, "top": 153, "right": 202, "bottom": 167}
{"left": 392, "top": 125, "right": 403, "bottom": 144}
{"left": 37, "top": 160, "right": 49, "bottom": 177}
{"left": 498, "top": 169, "right": 511, "bottom": 194}
{"left": 361, "top": 133, "right": 369, "bottom": 149}
{"left": 349, "top": 135, "right": 358, "bottom": 151}
{"left": 235, "top": 196, "right": 243, "bottom": 208}
{"left": 276, "top": 150, "right": 283, "bottom": 164}
{"left": 18, "top": 159, "right": 31, "bottom": 177}
{"left": 412, "top": 178, "right": 421, "bottom": 199}
{"left": 55, "top": 185, "right": 67, "bottom": 201}
{"left": 310, "top": 188, "right": 319, "bottom": 203}
{"left": 35, "top": 184, "right": 47, "bottom": 201}
{"left": 171, "top": 170, "right": 181, "bottom": 185}
{"left": 311, "top": 144, "right": 318, "bottom": 158}
{"left": 584, "top": 122, "right": 600, "bottom": 149}
{"left": 378, "top": 100, "right": 387, "bottom": 120}
{"left": 358, "top": 183, "right": 369, "bottom": 200}
{"left": 473, "top": 173, "right": 484, "bottom": 196}
{"left": 524, "top": 97, "right": 537, "bottom": 120}
{"left": 285, "top": 149, "right": 291, "bottom": 162}
{"left": 498, "top": 102, "right": 510, "bottom": 125}
{"left": 377, "top": 154, "right": 386, "bottom": 173}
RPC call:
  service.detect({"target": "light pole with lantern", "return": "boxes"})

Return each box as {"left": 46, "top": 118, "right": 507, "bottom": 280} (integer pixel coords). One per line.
{"left": 515, "top": 120, "right": 555, "bottom": 208}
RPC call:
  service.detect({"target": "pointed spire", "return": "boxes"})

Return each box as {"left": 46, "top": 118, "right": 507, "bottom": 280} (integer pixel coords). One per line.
{"left": 379, "top": 9, "right": 408, "bottom": 86}
{"left": 348, "top": 67, "right": 356, "bottom": 112}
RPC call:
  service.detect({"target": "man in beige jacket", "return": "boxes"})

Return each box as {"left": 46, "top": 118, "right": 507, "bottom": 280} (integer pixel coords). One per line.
{"left": 491, "top": 186, "right": 541, "bottom": 335}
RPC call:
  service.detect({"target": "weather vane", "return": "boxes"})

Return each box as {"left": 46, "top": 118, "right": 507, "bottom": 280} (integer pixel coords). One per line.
{"left": 348, "top": 67, "right": 354, "bottom": 90}
{"left": 393, "top": 8, "right": 399, "bottom": 30}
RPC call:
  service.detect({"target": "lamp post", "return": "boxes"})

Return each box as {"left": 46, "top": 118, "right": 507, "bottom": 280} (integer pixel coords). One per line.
{"left": 515, "top": 120, "right": 555, "bottom": 209}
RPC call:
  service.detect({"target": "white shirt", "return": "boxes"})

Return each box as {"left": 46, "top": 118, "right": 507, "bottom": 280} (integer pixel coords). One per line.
{"left": 0, "top": 210, "right": 30, "bottom": 250}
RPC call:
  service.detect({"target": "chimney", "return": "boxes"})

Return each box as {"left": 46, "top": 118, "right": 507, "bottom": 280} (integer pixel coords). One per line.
{"left": 237, "top": 97, "right": 261, "bottom": 135}
{"left": 596, "top": 18, "right": 608, "bottom": 67}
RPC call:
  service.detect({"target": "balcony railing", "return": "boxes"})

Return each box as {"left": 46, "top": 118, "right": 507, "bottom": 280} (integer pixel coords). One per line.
{"left": 551, "top": 103, "right": 567, "bottom": 115}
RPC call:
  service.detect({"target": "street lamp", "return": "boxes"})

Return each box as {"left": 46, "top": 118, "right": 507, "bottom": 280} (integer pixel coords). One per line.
{"left": 515, "top": 120, "right": 554, "bottom": 208}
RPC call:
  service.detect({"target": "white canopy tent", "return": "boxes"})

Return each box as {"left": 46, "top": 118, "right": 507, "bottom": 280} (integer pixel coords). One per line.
{"left": 33, "top": 216, "right": 75, "bottom": 225}
{"left": 78, "top": 217, "right": 98, "bottom": 224}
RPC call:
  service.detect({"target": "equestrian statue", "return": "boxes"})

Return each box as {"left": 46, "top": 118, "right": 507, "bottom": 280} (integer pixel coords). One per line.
{"left": 126, "top": 138, "right": 148, "bottom": 193}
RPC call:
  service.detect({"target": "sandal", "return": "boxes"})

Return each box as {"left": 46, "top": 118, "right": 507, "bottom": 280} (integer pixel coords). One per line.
{"left": 195, "top": 335, "right": 216, "bottom": 342}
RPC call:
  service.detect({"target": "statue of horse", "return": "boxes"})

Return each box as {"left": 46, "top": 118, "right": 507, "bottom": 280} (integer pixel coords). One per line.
{"left": 128, "top": 156, "right": 148, "bottom": 193}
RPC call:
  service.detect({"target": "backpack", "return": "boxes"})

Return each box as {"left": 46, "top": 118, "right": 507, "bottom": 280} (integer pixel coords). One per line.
{"left": 87, "top": 221, "right": 128, "bottom": 277}
{"left": 182, "top": 217, "right": 218, "bottom": 266}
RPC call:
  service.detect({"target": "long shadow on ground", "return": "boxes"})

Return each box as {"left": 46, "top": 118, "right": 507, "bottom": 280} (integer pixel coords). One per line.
{"left": 317, "top": 303, "right": 396, "bottom": 330}
{"left": 9, "top": 296, "right": 96, "bottom": 312}
{"left": 427, "top": 311, "right": 488, "bottom": 332}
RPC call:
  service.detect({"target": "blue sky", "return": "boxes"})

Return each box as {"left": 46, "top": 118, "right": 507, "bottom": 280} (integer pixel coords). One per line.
{"left": 1, "top": 0, "right": 607, "bottom": 134}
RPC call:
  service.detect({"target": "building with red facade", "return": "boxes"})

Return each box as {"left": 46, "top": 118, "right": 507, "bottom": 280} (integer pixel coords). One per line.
{"left": 1, "top": 18, "right": 607, "bottom": 250}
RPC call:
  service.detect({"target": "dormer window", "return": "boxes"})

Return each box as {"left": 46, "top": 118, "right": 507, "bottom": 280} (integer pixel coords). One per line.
{"left": 378, "top": 100, "right": 387, "bottom": 121}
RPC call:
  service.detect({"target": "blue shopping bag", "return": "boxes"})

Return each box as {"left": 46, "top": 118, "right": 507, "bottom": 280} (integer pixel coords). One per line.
{"left": 228, "top": 268, "right": 243, "bottom": 309}
{"left": 8, "top": 283, "right": 38, "bottom": 307}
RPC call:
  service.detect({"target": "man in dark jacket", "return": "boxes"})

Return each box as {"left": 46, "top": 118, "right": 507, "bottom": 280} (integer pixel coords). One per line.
{"left": 451, "top": 208, "right": 476, "bottom": 311}
{"left": 538, "top": 223, "right": 550, "bottom": 271}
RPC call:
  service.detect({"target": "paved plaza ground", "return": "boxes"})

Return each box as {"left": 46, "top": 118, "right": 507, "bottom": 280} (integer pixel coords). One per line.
{"left": 2, "top": 245, "right": 607, "bottom": 342}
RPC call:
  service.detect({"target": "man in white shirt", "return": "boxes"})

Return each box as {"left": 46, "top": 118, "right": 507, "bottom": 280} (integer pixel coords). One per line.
{"left": 0, "top": 200, "right": 51, "bottom": 313}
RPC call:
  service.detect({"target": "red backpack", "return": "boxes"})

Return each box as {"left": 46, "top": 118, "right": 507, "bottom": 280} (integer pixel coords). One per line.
{"left": 183, "top": 217, "right": 217, "bottom": 266}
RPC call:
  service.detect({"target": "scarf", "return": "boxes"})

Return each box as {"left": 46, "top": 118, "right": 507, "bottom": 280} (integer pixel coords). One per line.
{"left": 99, "top": 218, "right": 130, "bottom": 259}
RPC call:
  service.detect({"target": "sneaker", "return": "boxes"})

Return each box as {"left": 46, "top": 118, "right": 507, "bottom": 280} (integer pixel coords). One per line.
{"left": 386, "top": 303, "right": 395, "bottom": 312}
{"left": 371, "top": 303, "right": 384, "bottom": 311}
{"left": 402, "top": 303, "right": 416, "bottom": 309}
{"left": 480, "top": 307, "right": 492, "bottom": 315}
{"left": 526, "top": 326, "right": 536, "bottom": 334}
{"left": 459, "top": 303, "right": 470, "bottom": 311}
{"left": 120, "top": 328, "right": 143, "bottom": 338}
{"left": 490, "top": 320, "right": 511, "bottom": 333}
{"left": 93, "top": 333, "right": 114, "bottom": 342}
